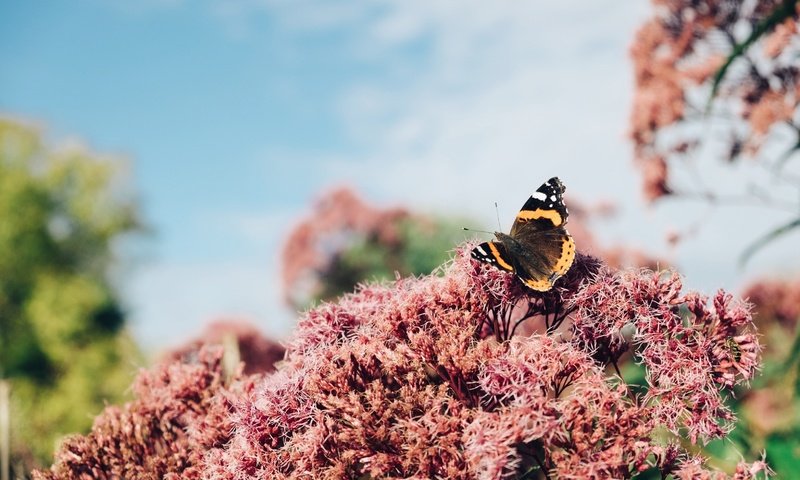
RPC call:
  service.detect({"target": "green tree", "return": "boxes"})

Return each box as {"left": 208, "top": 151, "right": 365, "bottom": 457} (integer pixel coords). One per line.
{"left": 0, "top": 118, "right": 142, "bottom": 473}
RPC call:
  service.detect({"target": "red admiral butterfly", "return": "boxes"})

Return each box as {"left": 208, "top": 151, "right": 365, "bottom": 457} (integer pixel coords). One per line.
{"left": 471, "top": 177, "right": 575, "bottom": 291}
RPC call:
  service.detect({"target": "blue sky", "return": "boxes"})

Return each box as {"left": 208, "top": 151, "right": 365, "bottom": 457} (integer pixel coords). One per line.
{"left": 1, "top": 1, "right": 385, "bottom": 262}
{"left": 3, "top": 1, "right": 798, "bottom": 351}
{"left": 1, "top": 0, "right": 444, "bottom": 348}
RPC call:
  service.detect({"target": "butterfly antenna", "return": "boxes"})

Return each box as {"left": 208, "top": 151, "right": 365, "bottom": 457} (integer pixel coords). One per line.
{"left": 462, "top": 226, "right": 494, "bottom": 235}
{"left": 495, "top": 202, "right": 502, "bottom": 231}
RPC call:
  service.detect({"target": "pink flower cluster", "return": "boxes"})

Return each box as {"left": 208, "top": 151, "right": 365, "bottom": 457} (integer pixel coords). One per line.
{"left": 281, "top": 186, "right": 409, "bottom": 308}
{"left": 37, "top": 248, "right": 767, "bottom": 479}
{"left": 571, "top": 268, "right": 760, "bottom": 443}
{"left": 163, "top": 319, "right": 285, "bottom": 375}
{"left": 33, "top": 348, "right": 262, "bottom": 480}
{"left": 631, "top": 0, "right": 800, "bottom": 201}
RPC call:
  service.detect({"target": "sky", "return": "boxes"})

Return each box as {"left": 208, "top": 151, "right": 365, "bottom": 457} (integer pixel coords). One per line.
{"left": 2, "top": 1, "right": 798, "bottom": 351}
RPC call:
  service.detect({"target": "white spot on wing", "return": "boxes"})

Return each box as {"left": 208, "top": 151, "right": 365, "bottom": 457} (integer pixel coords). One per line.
{"left": 532, "top": 192, "right": 547, "bottom": 201}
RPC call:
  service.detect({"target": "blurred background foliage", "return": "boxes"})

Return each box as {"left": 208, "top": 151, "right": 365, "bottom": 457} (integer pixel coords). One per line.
{"left": 631, "top": 0, "right": 800, "bottom": 263}
{"left": 280, "top": 186, "right": 472, "bottom": 310}
{"left": 0, "top": 118, "right": 142, "bottom": 474}
{"left": 731, "top": 278, "right": 800, "bottom": 476}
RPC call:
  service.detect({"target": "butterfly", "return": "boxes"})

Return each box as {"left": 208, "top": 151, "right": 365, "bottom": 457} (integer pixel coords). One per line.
{"left": 471, "top": 177, "right": 576, "bottom": 291}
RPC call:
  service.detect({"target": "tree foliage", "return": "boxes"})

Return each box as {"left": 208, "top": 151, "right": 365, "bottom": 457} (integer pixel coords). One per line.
{"left": 0, "top": 118, "right": 142, "bottom": 471}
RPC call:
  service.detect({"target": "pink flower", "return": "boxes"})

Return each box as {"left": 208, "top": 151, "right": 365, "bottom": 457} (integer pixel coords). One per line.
{"left": 164, "top": 319, "right": 285, "bottom": 375}
{"left": 570, "top": 267, "right": 761, "bottom": 444}
{"left": 37, "top": 245, "right": 766, "bottom": 479}
{"left": 34, "top": 347, "right": 260, "bottom": 480}
{"left": 630, "top": 1, "right": 800, "bottom": 201}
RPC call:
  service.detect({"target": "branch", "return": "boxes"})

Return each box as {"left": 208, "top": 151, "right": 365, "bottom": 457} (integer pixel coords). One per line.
{"left": 772, "top": 136, "right": 800, "bottom": 173}
{"left": 707, "top": 0, "right": 799, "bottom": 109}
{"left": 739, "top": 216, "right": 800, "bottom": 267}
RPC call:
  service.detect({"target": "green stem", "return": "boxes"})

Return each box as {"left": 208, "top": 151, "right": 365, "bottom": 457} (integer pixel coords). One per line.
{"left": 707, "top": 0, "right": 799, "bottom": 111}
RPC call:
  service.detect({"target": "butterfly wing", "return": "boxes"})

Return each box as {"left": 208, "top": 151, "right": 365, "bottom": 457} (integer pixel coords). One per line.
{"left": 507, "top": 177, "right": 575, "bottom": 291}
{"left": 471, "top": 177, "right": 576, "bottom": 292}
{"left": 511, "top": 229, "right": 575, "bottom": 291}
{"left": 471, "top": 241, "right": 515, "bottom": 273}
{"left": 509, "top": 177, "right": 569, "bottom": 236}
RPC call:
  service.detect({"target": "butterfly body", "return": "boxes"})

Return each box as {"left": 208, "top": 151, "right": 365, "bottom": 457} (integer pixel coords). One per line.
{"left": 471, "top": 177, "right": 576, "bottom": 291}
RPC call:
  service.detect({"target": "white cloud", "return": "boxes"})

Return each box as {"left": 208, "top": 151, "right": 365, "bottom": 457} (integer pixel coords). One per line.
{"left": 318, "top": 1, "right": 652, "bottom": 217}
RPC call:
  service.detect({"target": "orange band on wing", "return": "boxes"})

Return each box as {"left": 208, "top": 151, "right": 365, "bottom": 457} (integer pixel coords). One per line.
{"left": 488, "top": 242, "right": 514, "bottom": 271}
{"left": 553, "top": 236, "right": 576, "bottom": 276}
{"left": 516, "top": 209, "right": 563, "bottom": 226}
{"left": 523, "top": 277, "right": 552, "bottom": 291}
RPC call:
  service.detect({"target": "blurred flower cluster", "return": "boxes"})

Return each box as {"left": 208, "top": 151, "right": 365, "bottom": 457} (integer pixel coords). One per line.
{"left": 728, "top": 277, "right": 800, "bottom": 475}
{"left": 565, "top": 199, "right": 665, "bottom": 271}
{"left": 163, "top": 319, "right": 285, "bottom": 376}
{"left": 36, "top": 247, "right": 768, "bottom": 479}
{"left": 631, "top": 0, "right": 800, "bottom": 202}
{"left": 281, "top": 186, "right": 469, "bottom": 309}
{"left": 744, "top": 277, "right": 800, "bottom": 330}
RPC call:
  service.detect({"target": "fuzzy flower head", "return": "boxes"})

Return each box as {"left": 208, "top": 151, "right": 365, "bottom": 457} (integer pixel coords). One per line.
{"left": 570, "top": 267, "right": 761, "bottom": 443}
{"left": 210, "top": 247, "right": 763, "bottom": 479}
{"left": 34, "top": 347, "right": 264, "bottom": 480}
{"left": 37, "top": 245, "right": 766, "bottom": 479}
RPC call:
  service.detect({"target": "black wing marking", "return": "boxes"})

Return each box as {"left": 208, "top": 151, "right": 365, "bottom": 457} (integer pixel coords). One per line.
{"left": 471, "top": 241, "right": 514, "bottom": 273}
{"left": 510, "top": 177, "right": 569, "bottom": 236}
